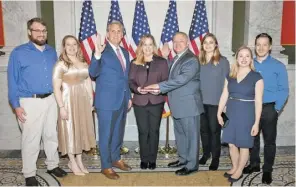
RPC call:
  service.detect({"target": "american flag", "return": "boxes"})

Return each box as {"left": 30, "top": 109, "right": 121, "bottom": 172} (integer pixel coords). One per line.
{"left": 78, "top": 0, "right": 97, "bottom": 64}
{"left": 129, "top": 0, "right": 151, "bottom": 59}
{"left": 188, "top": 0, "right": 209, "bottom": 55}
{"left": 159, "top": 0, "right": 179, "bottom": 118}
{"left": 159, "top": 0, "right": 179, "bottom": 60}
{"left": 107, "top": 0, "right": 130, "bottom": 55}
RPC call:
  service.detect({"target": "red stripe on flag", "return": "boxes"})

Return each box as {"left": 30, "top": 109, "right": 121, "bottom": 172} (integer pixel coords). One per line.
{"left": 87, "top": 37, "right": 96, "bottom": 52}
{"left": 80, "top": 43, "right": 91, "bottom": 64}
{"left": 190, "top": 40, "right": 200, "bottom": 55}
{"left": 129, "top": 44, "right": 137, "bottom": 59}
{"left": 121, "top": 38, "right": 129, "bottom": 51}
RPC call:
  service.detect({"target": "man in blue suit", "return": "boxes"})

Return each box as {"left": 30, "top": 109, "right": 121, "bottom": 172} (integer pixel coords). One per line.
{"left": 89, "top": 21, "right": 132, "bottom": 180}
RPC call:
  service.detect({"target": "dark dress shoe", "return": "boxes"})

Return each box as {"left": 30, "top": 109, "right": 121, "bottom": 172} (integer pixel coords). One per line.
{"left": 199, "top": 155, "right": 210, "bottom": 165}
{"left": 262, "top": 172, "right": 272, "bottom": 184}
{"left": 148, "top": 162, "right": 156, "bottom": 170}
{"left": 140, "top": 162, "right": 148, "bottom": 169}
{"left": 228, "top": 174, "right": 243, "bottom": 182}
{"left": 223, "top": 172, "right": 232, "bottom": 178}
{"left": 243, "top": 164, "right": 260, "bottom": 174}
{"left": 209, "top": 165, "right": 218, "bottom": 171}
{"left": 168, "top": 160, "right": 186, "bottom": 168}
{"left": 47, "top": 167, "right": 68, "bottom": 177}
{"left": 25, "top": 176, "right": 39, "bottom": 186}
{"left": 175, "top": 167, "right": 198, "bottom": 176}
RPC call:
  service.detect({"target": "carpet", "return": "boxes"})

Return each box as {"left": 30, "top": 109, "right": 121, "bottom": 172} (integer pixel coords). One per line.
{"left": 0, "top": 146, "right": 294, "bottom": 186}
{"left": 58, "top": 171, "right": 230, "bottom": 186}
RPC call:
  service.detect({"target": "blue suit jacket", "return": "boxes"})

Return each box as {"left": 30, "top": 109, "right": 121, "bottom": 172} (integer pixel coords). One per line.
{"left": 89, "top": 42, "right": 131, "bottom": 110}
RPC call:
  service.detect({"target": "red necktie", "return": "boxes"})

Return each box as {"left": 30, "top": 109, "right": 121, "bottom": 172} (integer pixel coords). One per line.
{"left": 116, "top": 48, "right": 126, "bottom": 71}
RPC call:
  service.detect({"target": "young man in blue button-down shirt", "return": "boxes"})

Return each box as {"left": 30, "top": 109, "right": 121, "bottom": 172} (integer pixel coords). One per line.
{"left": 7, "top": 18, "right": 67, "bottom": 186}
{"left": 243, "top": 33, "right": 289, "bottom": 184}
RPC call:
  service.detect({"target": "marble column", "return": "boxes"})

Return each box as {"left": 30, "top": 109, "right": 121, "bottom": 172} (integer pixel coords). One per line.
{"left": 244, "top": 0, "right": 288, "bottom": 65}
{"left": 53, "top": 1, "right": 76, "bottom": 53}
{"left": 0, "top": 1, "right": 39, "bottom": 149}
{"left": 212, "top": 0, "right": 235, "bottom": 63}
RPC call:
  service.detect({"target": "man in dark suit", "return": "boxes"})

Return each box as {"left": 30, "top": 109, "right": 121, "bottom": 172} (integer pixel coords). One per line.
{"left": 145, "top": 32, "right": 204, "bottom": 176}
{"left": 89, "top": 21, "right": 132, "bottom": 180}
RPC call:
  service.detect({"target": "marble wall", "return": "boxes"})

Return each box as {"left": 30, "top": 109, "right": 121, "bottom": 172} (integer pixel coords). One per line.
{"left": 244, "top": 1, "right": 288, "bottom": 65}
{"left": 0, "top": 0, "right": 294, "bottom": 150}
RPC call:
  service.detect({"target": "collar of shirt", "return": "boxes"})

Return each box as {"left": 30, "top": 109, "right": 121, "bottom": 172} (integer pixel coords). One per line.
{"left": 254, "top": 54, "right": 271, "bottom": 64}
{"left": 175, "top": 48, "right": 188, "bottom": 61}
{"left": 108, "top": 40, "right": 121, "bottom": 52}
{"left": 27, "top": 41, "right": 51, "bottom": 52}
{"left": 107, "top": 40, "right": 126, "bottom": 64}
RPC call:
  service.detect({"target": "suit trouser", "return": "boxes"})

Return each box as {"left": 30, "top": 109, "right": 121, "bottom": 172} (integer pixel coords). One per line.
{"left": 200, "top": 104, "right": 221, "bottom": 162}
{"left": 173, "top": 115, "right": 200, "bottom": 170}
{"left": 133, "top": 103, "right": 164, "bottom": 163}
{"left": 250, "top": 103, "right": 278, "bottom": 172}
{"left": 96, "top": 98, "right": 127, "bottom": 169}
{"left": 19, "top": 95, "right": 59, "bottom": 178}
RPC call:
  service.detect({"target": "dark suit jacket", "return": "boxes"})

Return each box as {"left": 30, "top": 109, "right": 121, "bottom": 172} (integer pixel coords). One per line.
{"left": 129, "top": 55, "right": 169, "bottom": 106}
{"left": 89, "top": 42, "right": 131, "bottom": 110}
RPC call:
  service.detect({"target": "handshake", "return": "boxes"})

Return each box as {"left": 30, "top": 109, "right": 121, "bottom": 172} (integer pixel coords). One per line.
{"left": 137, "top": 84, "right": 160, "bottom": 95}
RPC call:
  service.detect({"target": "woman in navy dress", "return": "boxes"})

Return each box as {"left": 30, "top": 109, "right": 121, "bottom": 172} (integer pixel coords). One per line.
{"left": 217, "top": 46, "right": 264, "bottom": 182}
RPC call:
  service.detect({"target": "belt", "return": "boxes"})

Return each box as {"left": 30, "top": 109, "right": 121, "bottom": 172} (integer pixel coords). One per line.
{"left": 32, "top": 93, "right": 52, "bottom": 99}
{"left": 229, "top": 97, "right": 254, "bottom": 102}
{"left": 263, "top": 102, "right": 275, "bottom": 106}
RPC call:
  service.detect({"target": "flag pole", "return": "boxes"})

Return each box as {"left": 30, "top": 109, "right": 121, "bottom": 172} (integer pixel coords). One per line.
{"left": 159, "top": 116, "right": 177, "bottom": 157}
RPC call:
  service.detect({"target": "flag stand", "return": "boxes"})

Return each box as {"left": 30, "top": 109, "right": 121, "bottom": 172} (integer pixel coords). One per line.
{"left": 158, "top": 116, "right": 177, "bottom": 157}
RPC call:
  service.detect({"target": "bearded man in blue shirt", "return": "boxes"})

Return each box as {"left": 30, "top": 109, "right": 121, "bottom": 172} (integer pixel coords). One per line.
{"left": 7, "top": 18, "right": 67, "bottom": 186}
{"left": 243, "top": 33, "right": 289, "bottom": 185}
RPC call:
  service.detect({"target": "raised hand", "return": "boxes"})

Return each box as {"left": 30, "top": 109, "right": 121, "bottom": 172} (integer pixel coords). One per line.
{"left": 94, "top": 33, "right": 106, "bottom": 56}
{"left": 160, "top": 43, "right": 170, "bottom": 59}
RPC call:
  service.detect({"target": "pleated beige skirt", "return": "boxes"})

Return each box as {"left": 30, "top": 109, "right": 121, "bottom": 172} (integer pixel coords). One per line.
{"left": 55, "top": 63, "right": 96, "bottom": 156}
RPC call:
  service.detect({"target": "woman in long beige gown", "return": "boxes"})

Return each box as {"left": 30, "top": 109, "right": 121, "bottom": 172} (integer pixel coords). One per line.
{"left": 53, "top": 35, "right": 96, "bottom": 176}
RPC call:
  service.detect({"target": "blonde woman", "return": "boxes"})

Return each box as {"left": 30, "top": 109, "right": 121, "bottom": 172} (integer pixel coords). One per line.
{"left": 217, "top": 46, "right": 263, "bottom": 182}
{"left": 53, "top": 35, "right": 96, "bottom": 175}
{"left": 199, "top": 33, "right": 230, "bottom": 170}
{"left": 129, "top": 34, "right": 168, "bottom": 170}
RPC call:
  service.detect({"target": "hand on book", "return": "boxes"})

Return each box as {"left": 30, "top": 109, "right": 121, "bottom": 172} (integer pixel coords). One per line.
{"left": 143, "top": 84, "right": 160, "bottom": 95}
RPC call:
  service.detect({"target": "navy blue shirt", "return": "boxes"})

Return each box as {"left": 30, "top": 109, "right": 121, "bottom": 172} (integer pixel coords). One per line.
{"left": 254, "top": 55, "right": 289, "bottom": 111}
{"left": 8, "top": 42, "right": 57, "bottom": 109}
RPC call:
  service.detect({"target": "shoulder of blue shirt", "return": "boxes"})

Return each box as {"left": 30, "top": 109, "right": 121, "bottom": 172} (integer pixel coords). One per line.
{"left": 12, "top": 42, "right": 56, "bottom": 55}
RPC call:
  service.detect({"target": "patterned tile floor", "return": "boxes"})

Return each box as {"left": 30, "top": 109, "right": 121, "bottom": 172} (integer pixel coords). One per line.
{"left": 0, "top": 143, "right": 294, "bottom": 186}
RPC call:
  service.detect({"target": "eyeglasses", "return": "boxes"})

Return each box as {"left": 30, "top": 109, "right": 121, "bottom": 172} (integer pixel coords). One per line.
{"left": 30, "top": 29, "right": 48, "bottom": 34}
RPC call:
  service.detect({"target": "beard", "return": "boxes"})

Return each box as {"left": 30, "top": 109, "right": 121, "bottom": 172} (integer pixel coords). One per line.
{"left": 30, "top": 36, "right": 47, "bottom": 46}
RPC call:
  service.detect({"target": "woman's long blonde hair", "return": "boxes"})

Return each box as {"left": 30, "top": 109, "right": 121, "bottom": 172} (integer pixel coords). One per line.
{"left": 230, "top": 46, "right": 255, "bottom": 78}
{"left": 59, "top": 35, "right": 86, "bottom": 67}
{"left": 133, "top": 34, "right": 159, "bottom": 65}
{"left": 199, "top": 33, "right": 221, "bottom": 65}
